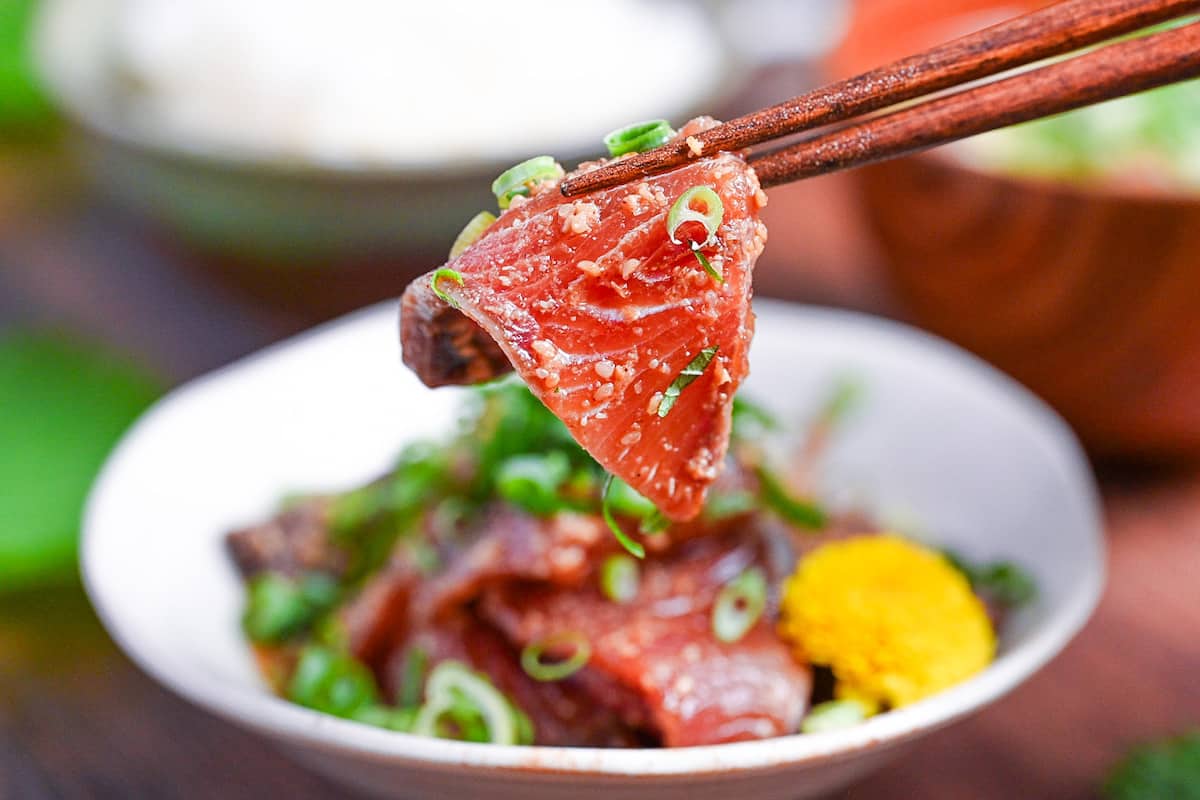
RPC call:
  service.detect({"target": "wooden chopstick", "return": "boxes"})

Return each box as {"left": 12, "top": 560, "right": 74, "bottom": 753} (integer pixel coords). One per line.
{"left": 559, "top": 0, "right": 1200, "bottom": 197}
{"left": 750, "top": 18, "right": 1200, "bottom": 187}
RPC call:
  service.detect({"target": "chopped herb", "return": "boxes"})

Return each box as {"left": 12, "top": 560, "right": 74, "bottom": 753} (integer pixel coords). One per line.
{"left": 692, "top": 243, "right": 723, "bottom": 283}
{"left": 520, "top": 632, "right": 591, "bottom": 682}
{"left": 603, "top": 119, "right": 676, "bottom": 157}
{"left": 657, "top": 345, "right": 718, "bottom": 418}
{"left": 756, "top": 465, "right": 827, "bottom": 529}
{"left": 944, "top": 550, "right": 1037, "bottom": 607}
{"left": 601, "top": 474, "right": 646, "bottom": 559}
{"left": 431, "top": 267, "right": 465, "bottom": 307}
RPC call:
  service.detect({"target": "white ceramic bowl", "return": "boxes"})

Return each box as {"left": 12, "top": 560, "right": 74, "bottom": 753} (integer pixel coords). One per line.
{"left": 83, "top": 300, "right": 1104, "bottom": 799}
{"left": 32, "top": 0, "right": 739, "bottom": 259}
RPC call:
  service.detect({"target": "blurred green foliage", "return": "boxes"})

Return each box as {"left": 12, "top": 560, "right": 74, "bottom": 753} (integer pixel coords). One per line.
{"left": 0, "top": 0, "right": 55, "bottom": 133}
{"left": 0, "top": 334, "right": 161, "bottom": 592}
{"left": 1105, "top": 731, "right": 1200, "bottom": 800}
{"left": 974, "top": 79, "right": 1200, "bottom": 184}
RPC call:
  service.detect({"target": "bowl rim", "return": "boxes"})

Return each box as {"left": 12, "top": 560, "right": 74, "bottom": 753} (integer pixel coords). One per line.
{"left": 81, "top": 300, "right": 1106, "bottom": 777}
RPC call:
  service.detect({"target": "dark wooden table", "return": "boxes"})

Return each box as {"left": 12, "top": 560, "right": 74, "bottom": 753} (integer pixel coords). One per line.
{"left": 1, "top": 142, "right": 1197, "bottom": 800}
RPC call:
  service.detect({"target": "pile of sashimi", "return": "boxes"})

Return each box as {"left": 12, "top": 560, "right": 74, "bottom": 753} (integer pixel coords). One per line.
{"left": 227, "top": 119, "right": 1033, "bottom": 747}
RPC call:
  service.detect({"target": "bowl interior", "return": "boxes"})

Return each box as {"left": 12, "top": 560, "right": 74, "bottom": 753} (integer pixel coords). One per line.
{"left": 82, "top": 299, "right": 1103, "bottom": 777}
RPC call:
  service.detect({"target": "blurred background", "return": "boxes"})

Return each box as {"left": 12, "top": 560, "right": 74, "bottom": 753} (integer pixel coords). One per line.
{"left": 2, "top": 0, "right": 1197, "bottom": 797}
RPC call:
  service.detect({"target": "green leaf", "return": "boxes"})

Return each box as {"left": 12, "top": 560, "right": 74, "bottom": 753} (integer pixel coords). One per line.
{"left": 1104, "top": 731, "right": 1200, "bottom": 800}
{"left": 0, "top": 334, "right": 160, "bottom": 592}
{"left": 0, "top": 0, "right": 56, "bottom": 132}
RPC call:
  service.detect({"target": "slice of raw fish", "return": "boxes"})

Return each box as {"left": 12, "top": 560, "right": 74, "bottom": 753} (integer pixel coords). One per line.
{"left": 386, "top": 614, "right": 643, "bottom": 747}
{"left": 401, "top": 122, "right": 767, "bottom": 520}
{"left": 479, "top": 529, "right": 811, "bottom": 746}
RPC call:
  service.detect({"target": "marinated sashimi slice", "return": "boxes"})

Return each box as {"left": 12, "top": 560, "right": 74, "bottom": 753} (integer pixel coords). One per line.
{"left": 478, "top": 529, "right": 811, "bottom": 746}
{"left": 401, "top": 126, "right": 767, "bottom": 521}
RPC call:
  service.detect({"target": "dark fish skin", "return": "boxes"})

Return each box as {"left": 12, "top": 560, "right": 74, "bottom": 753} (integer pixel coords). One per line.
{"left": 400, "top": 284, "right": 512, "bottom": 388}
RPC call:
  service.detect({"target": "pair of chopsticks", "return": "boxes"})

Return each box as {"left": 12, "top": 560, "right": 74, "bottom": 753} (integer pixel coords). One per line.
{"left": 560, "top": 0, "right": 1200, "bottom": 196}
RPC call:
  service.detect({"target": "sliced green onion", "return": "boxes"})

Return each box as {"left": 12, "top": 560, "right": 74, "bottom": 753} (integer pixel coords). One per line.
{"left": 288, "top": 645, "right": 379, "bottom": 718}
{"left": 413, "top": 661, "right": 519, "bottom": 745}
{"left": 603, "top": 475, "right": 656, "bottom": 517}
{"left": 800, "top": 699, "right": 870, "bottom": 734}
{"left": 601, "top": 474, "right": 646, "bottom": 559}
{"left": 442, "top": 690, "right": 491, "bottom": 742}
{"left": 431, "top": 267, "right": 465, "bottom": 307}
{"left": 599, "top": 554, "right": 640, "bottom": 604}
{"left": 242, "top": 572, "right": 339, "bottom": 643}
{"left": 816, "top": 375, "right": 863, "bottom": 428}
{"left": 449, "top": 211, "right": 497, "bottom": 259}
{"left": 704, "top": 490, "right": 758, "bottom": 520}
{"left": 520, "top": 631, "right": 591, "bottom": 682}
{"left": 657, "top": 345, "right": 718, "bottom": 418}
{"left": 756, "top": 465, "right": 827, "bottom": 529}
{"left": 603, "top": 119, "right": 676, "bottom": 157}
{"left": 512, "top": 703, "right": 536, "bottom": 745}
{"left": 400, "top": 646, "right": 429, "bottom": 708}
{"left": 351, "top": 704, "right": 418, "bottom": 732}
{"left": 692, "top": 244, "right": 724, "bottom": 283}
{"left": 495, "top": 451, "right": 571, "bottom": 515}
{"left": 667, "top": 185, "right": 723, "bottom": 247}
{"left": 492, "top": 156, "right": 563, "bottom": 209}
{"left": 712, "top": 567, "right": 767, "bottom": 643}
{"left": 639, "top": 509, "right": 670, "bottom": 535}
{"left": 731, "top": 395, "right": 779, "bottom": 441}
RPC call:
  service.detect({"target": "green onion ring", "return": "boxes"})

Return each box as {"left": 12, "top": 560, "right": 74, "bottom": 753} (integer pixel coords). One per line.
{"left": 601, "top": 474, "right": 646, "bottom": 559}
{"left": 491, "top": 156, "right": 563, "bottom": 209}
{"left": 603, "top": 119, "right": 676, "bottom": 157}
{"left": 599, "top": 554, "right": 640, "bottom": 604}
{"left": 430, "top": 267, "right": 465, "bottom": 307}
{"left": 712, "top": 567, "right": 767, "bottom": 643}
{"left": 667, "top": 185, "right": 723, "bottom": 247}
{"left": 657, "top": 345, "right": 718, "bottom": 418}
{"left": 520, "top": 631, "right": 591, "bottom": 682}
{"left": 755, "top": 465, "right": 827, "bottom": 529}
{"left": 800, "top": 699, "right": 870, "bottom": 734}
{"left": 448, "top": 211, "right": 497, "bottom": 259}
{"left": 413, "top": 661, "right": 518, "bottom": 744}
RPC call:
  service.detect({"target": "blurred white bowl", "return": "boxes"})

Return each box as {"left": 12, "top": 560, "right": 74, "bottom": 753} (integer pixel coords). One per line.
{"left": 83, "top": 299, "right": 1104, "bottom": 799}
{"left": 33, "top": 0, "right": 738, "bottom": 258}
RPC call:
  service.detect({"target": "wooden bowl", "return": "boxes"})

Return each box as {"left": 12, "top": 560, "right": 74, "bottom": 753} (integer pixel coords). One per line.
{"left": 833, "top": 1, "right": 1200, "bottom": 459}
